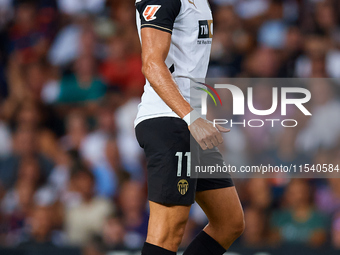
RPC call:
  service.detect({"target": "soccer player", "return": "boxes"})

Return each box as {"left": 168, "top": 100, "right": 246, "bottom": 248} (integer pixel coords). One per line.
{"left": 134, "top": 0, "right": 245, "bottom": 255}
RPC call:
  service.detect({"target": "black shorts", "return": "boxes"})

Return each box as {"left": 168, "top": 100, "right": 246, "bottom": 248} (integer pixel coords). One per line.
{"left": 135, "top": 117, "right": 234, "bottom": 205}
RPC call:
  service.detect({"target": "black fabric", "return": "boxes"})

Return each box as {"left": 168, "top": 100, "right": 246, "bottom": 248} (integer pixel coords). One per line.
{"left": 169, "top": 64, "right": 175, "bottom": 73}
{"left": 136, "top": 117, "right": 197, "bottom": 205}
{"left": 196, "top": 177, "right": 234, "bottom": 192}
{"left": 136, "top": 0, "right": 181, "bottom": 34}
{"left": 183, "top": 231, "right": 226, "bottom": 255}
{"left": 142, "top": 242, "right": 176, "bottom": 255}
{"left": 135, "top": 117, "right": 233, "bottom": 206}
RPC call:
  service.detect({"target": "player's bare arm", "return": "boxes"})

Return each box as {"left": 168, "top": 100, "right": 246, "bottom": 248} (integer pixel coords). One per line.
{"left": 141, "top": 28, "right": 230, "bottom": 150}
{"left": 141, "top": 28, "right": 190, "bottom": 119}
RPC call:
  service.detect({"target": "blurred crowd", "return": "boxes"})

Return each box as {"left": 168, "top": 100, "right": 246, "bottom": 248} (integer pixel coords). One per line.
{"left": 0, "top": 0, "right": 340, "bottom": 253}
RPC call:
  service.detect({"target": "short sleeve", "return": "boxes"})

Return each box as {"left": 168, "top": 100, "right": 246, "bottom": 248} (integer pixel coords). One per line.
{"left": 136, "top": 0, "right": 181, "bottom": 34}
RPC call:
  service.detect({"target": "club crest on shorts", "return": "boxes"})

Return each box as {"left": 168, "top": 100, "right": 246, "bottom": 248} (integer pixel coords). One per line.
{"left": 177, "top": 179, "right": 189, "bottom": 195}
{"left": 143, "top": 5, "right": 161, "bottom": 21}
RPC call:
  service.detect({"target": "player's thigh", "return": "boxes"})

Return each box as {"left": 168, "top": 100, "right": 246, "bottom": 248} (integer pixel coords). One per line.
{"left": 196, "top": 186, "right": 244, "bottom": 231}
{"left": 195, "top": 147, "right": 243, "bottom": 229}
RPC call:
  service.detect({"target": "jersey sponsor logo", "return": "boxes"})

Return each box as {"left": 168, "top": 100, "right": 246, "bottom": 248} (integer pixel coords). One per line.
{"left": 177, "top": 179, "right": 189, "bottom": 195}
{"left": 188, "top": 0, "right": 197, "bottom": 8}
{"left": 143, "top": 5, "right": 161, "bottom": 21}
{"left": 198, "top": 20, "right": 213, "bottom": 39}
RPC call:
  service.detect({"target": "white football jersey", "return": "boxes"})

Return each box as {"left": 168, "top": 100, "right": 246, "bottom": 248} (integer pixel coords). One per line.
{"left": 135, "top": 0, "right": 213, "bottom": 126}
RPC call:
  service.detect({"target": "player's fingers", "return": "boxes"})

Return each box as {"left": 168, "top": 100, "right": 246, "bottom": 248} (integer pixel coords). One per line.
{"left": 203, "top": 139, "right": 214, "bottom": 150}
{"left": 197, "top": 140, "right": 207, "bottom": 150}
{"left": 215, "top": 132, "right": 224, "bottom": 144}
{"left": 210, "top": 134, "right": 219, "bottom": 147}
{"left": 216, "top": 124, "right": 230, "bottom": 133}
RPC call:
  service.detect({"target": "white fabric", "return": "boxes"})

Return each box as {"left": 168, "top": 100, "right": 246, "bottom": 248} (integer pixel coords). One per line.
{"left": 0, "top": 0, "right": 12, "bottom": 8}
{"left": 80, "top": 131, "right": 108, "bottom": 167}
{"left": 183, "top": 110, "right": 201, "bottom": 126}
{"left": 115, "top": 99, "right": 144, "bottom": 178}
{"left": 41, "top": 80, "right": 61, "bottom": 104}
{"left": 65, "top": 197, "right": 114, "bottom": 245}
{"left": 48, "top": 25, "right": 81, "bottom": 66}
{"left": 34, "top": 185, "right": 58, "bottom": 206}
{"left": 48, "top": 165, "right": 70, "bottom": 193}
{"left": 0, "top": 122, "right": 12, "bottom": 157}
{"left": 57, "top": 0, "right": 105, "bottom": 15}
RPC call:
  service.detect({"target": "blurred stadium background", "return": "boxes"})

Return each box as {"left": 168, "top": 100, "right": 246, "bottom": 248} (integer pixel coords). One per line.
{"left": 0, "top": 0, "right": 340, "bottom": 254}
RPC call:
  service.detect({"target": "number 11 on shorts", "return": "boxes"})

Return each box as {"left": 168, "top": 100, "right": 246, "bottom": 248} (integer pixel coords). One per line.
{"left": 176, "top": 152, "right": 191, "bottom": 177}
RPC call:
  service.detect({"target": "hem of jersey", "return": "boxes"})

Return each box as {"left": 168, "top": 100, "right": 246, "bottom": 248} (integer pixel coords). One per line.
{"left": 134, "top": 112, "right": 180, "bottom": 127}
{"left": 141, "top": 24, "right": 172, "bottom": 34}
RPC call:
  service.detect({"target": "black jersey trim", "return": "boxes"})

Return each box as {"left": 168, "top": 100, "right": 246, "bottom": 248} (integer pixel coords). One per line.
{"left": 169, "top": 64, "right": 175, "bottom": 73}
{"left": 141, "top": 24, "right": 173, "bottom": 34}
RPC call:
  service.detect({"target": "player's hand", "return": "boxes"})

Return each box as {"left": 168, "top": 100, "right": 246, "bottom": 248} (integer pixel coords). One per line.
{"left": 188, "top": 118, "right": 230, "bottom": 150}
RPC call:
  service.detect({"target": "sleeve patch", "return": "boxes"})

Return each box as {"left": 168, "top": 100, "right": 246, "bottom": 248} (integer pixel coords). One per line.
{"left": 143, "top": 5, "right": 161, "bottom": 21}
